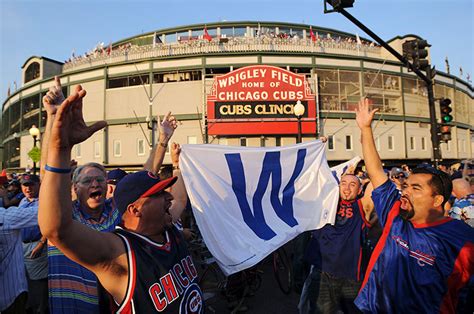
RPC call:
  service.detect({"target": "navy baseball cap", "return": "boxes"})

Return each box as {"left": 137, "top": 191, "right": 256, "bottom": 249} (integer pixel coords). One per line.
{"left": 107, "top": 168, "right": 128, "bottom": 184}
{"left": 20, "top": 174, "right": 40, "bottom": 185}
{"left": 114, "top": 171, "right": 177, "bottom": 215}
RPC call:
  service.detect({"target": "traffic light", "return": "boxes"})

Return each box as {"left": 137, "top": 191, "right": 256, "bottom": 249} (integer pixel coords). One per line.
{"left": 327, "top": 0, "right": 355, "bottom": 11}
{"left": 402, "top": 39, "right": 430, "bottom": 71}
{"left": 439, "top": 98, "right": 453, "bottom": 123}
{"left": 439, "top": 125, "right": 452, "bottom": 142}
{"left": 438, "top": 98, "right": 453, "bottom": 143}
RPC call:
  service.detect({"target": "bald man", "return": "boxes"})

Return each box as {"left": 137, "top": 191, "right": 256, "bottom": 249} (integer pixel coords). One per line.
{"left": 449, "top": 178, "right": 474, "bottom": 227}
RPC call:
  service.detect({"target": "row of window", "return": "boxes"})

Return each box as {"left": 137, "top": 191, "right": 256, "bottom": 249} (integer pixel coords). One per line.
{"left": 74, "top": 136, "right": 199, "bottom": 158}
{"left": 107, "top": 71, "right": 202, "bottom": 89}
{"left": 324, "top": 135, "right": 467, "bottom": 153}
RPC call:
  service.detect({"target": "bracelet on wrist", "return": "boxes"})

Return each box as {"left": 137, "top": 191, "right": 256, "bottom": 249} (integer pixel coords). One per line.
{"left": 172, "top": 165, "right": 180, "bottom": 170}
{"left": 44, "top": 164, "right": 72, "bottom": 174}
{"left": 159, "top": 142, "right": 168, "bottom": 148}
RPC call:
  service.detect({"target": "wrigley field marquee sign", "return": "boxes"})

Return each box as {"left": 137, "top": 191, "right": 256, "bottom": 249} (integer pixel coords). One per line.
{"left": 207, "top": 65, "right": 316, "bottom": 135}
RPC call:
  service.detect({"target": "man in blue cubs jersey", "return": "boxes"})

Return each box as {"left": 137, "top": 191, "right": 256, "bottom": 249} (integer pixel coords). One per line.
{"left": 354, "top": 98, "right": 474, "bottom": 313}
{"left": 299, "top": 174, "right": 371, "bottom": 314}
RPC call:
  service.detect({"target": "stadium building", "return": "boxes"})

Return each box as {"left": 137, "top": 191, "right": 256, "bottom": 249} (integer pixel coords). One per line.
{"left": 1, "top": 21, "right": 473, "bottom": 170}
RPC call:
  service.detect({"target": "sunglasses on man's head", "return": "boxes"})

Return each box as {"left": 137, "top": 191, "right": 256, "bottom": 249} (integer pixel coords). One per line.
{"left": 394, "top": 174, "right": 406, "bottom": 179}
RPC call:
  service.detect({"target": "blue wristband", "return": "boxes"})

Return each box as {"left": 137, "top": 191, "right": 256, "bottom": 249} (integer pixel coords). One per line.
{"left": 45, "top": 164, "right": 71, "bottom": 174}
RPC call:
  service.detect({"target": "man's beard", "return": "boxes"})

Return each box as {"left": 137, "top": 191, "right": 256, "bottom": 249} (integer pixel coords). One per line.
{"left": 399, "top": 207, "right": 415, "bottom": 220}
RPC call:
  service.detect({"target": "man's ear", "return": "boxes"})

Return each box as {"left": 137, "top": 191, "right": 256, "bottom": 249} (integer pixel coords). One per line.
{"left": 433, "top": 195, "right": 444, "bottom": 208}
{"left": 107, "top": 184, "right": 114, "bottom": 194}
{"left": 127, "top": 202, "right": 142, "bottom": 217}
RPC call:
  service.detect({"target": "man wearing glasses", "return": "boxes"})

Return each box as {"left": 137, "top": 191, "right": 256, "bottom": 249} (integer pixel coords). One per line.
{"left": 47, "top": 162, "right": 121, "bottom": 313}
{"left": 389, "top": 167, "right": 406, "bottom": 191}
{"left": 354, "top": 98, "right": 474, "bottom": 313}
{"left": 40, "top": 77, "right": 122, "bottom": 313}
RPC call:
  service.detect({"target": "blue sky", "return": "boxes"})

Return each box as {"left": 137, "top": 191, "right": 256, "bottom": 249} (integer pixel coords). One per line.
{"left": 1, "top": 0, "right": 473, "bottom": 103}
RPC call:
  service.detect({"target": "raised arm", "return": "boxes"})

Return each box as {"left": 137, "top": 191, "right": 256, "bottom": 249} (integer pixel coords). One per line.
{"left": 143, "top": 111, "right": 178, "bottom": 174}
{"left": 38, "top": 81, "right": 123, "bottom": 272}
{"left": 40, "top": 76, "right": 64, "bottom": 179}
{"left": 355, "top": 98, "right": 387, "bottom": 189}
{"left": 169, "top": 142, "right": 187, "bottom": 222}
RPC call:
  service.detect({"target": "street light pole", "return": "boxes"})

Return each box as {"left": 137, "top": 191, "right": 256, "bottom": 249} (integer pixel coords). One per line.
{"left": 294, "top": 100, "right": 305, "bottom": 144}
{"left": 29, "top": 125, "right": 40, "bottom": 175}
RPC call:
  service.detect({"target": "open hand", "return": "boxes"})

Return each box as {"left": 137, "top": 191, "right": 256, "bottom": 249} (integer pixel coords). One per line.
{"left": 49, "top": 84, "right": 107, "bottom": 150}
{"left": 42, "top": 76, "right": 65, "bottom": 115}
{"left": 171, "top": 142, "right": 181, "bottom": 166}
{"left": 355, "top": 98, "right": 378, "bottom": 129}
{"left": 159, "top": 111, "right": 178, "bottom": 142}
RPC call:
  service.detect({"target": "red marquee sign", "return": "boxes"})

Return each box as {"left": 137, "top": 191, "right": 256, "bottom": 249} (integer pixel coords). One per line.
{"left": 207, "top": 65, "right": 316, "bottom": 136}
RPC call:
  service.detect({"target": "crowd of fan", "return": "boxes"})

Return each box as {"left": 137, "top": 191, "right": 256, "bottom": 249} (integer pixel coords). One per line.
{"left": 63, "top": 32, "right": 379, "bottom": 67}
{"left": 1, "top": 78, "right": 473, "bottom": 313}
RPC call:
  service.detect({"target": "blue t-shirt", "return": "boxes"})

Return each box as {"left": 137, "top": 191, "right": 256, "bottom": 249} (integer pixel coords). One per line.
{"left": 355, "top": 180, "right": 474, "bottom": 313}
{"left": 306, "top": 198, "right": 370, "bottom": 281}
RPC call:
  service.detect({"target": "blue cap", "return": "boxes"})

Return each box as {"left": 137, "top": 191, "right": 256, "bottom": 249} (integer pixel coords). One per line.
{"left": 107, "top": 168, "right": 128, "bottom": 183}
{"left": 114, "top": 171, "right": 177, "bottom": 215}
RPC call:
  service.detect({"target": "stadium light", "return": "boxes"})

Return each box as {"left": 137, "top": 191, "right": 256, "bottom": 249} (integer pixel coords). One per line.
{"left": 294, "top": 100, "right": 305, "bottom": 143}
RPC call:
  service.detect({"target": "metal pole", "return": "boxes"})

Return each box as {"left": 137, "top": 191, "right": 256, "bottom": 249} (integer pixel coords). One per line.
{"left": 426, "top": 67, "right": 441, "bottom": 166}
{"left": 332, "top": 6, "right": 441, "bottom": 165}
{"left": 297, "top": 116, "right": 302, "bottom": 143}
{"left": 32, "top": 136, "right": 37, "bottom": 175}
{"left": 338, "top": 9, "right": 429, "bottom": 83}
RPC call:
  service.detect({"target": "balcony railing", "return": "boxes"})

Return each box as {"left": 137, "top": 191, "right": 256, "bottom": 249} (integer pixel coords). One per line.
{"left": 63, "top": 37, "right": 381, "bottom": 72}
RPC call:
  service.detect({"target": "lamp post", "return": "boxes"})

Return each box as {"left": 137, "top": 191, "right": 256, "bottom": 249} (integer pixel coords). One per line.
{"left": 29, "top": 125, "right": 40, "bottom": 175}
{"left": 294, "top": 100, "right": 305, "bottom": 143}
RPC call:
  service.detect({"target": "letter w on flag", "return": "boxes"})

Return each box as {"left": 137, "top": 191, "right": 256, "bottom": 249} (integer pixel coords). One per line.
{"left": 180, "top": 141, "right": 339, "bottom": 275}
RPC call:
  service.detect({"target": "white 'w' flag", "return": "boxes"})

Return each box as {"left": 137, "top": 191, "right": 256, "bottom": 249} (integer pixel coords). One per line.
{"left": 180, "top": 140, "right": 339, "bottom": 275}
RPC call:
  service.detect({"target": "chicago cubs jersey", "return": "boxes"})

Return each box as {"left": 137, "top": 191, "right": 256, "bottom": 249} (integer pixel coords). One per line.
{"left": 111, "top": 226, "right": 204, "bottom": 314}
{"left": 355, "top": 180, "right": 474, "bottom": 313}
{"left": 306, "top": 199, "right": 370, "bottom": 281}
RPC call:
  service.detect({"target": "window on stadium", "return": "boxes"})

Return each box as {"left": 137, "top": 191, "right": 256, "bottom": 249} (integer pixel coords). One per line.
{"left": 10, "top": 101, "right": 21, "bottom": 134}
{"left": 137, "top": 139, "right": 145, "bottom": 156}
{"left": 364, "top": 71, "right": 401, "bottom": 114}
{"left": 317, "top": 69, "right": 361, "bottom": 111}
{"left": 153, "top": 70, "right": 202, "bottom": 83}
{"left": 327, "top": 135, "right": 334, "bottom": 151}
{"left": 25, "top": 62, "right": 40, "bottom": 83}
{"left": 75, "top": 144, "right": 82, "bottom": 158}
{"left": 388, "top": 135, "right": 394, "bottom": 151}
{"left": 345, "top": 135, "right": 352, "bottom": 150}
{"left": 113, "top": 140, "right": 122, "bottom": 157}
{"left": 108, "top": 75, "right": 149, "bottom": 89}
{"left": 22, "top": 94, "right": 40, "bottom": 133}
{"left": 403, "top": 77, "right": 429, "bottom": 118}
{"left": 410, "top": 136, "right": 416, "bottom": 150}
{"left": 240, "top": 137, "right": 247, "bottom": 147}
{"left": 94, "top": 142, "right": 101, "bottom": 158}
{"left": 205, "top": 67, "right": 231, "bottom": 75}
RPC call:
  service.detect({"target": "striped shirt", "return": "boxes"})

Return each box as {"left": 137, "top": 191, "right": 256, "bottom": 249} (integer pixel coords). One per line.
{"left": 48, "top": 199, "right": 120, "bottom": 314}
{"left": 0, "top": 200, "right": 39, "bottom": 310}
